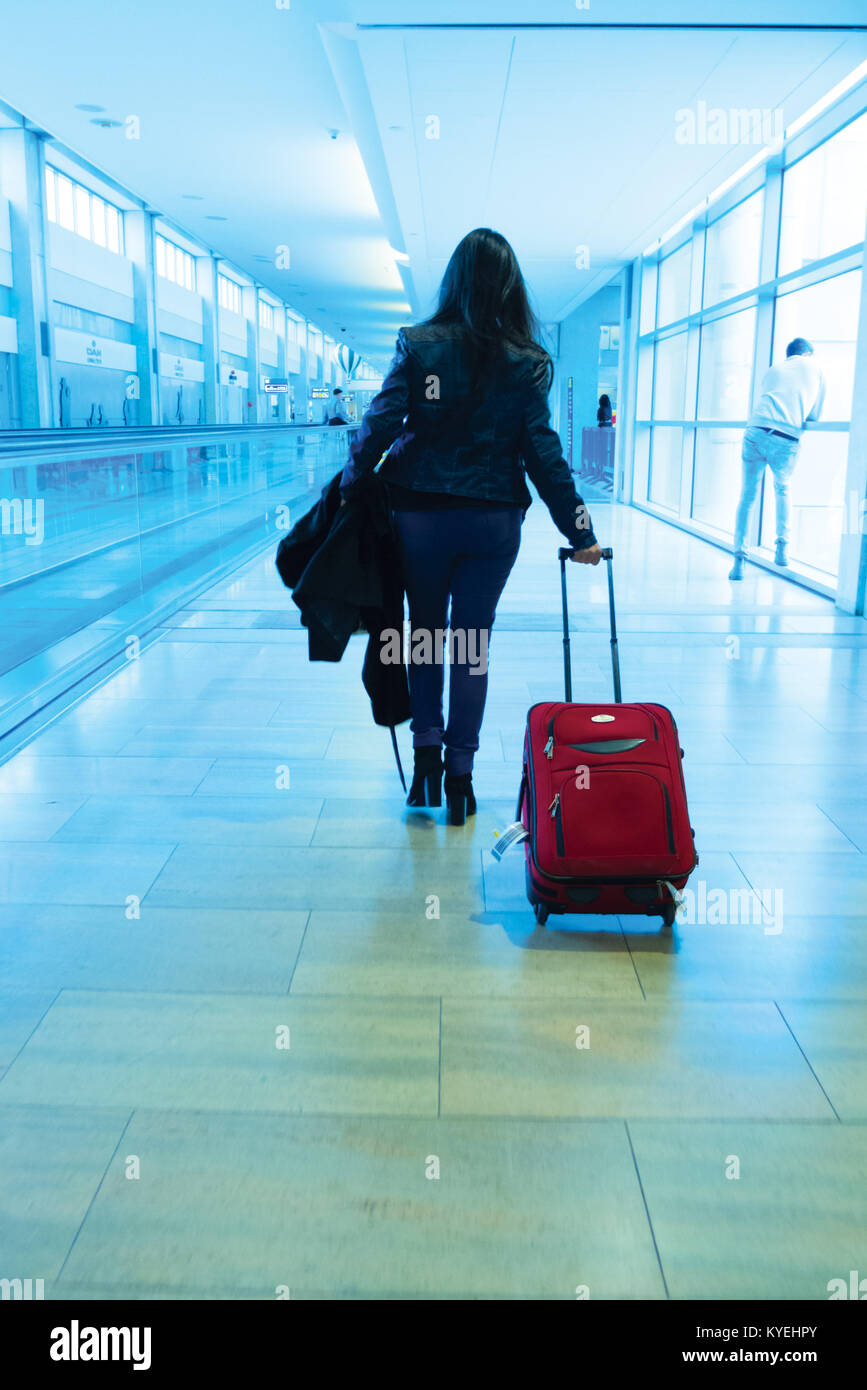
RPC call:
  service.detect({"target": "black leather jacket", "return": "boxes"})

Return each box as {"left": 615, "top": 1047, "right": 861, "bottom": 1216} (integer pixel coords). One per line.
{"left": 339, "top": 323, "right": 597, "bottom": 549}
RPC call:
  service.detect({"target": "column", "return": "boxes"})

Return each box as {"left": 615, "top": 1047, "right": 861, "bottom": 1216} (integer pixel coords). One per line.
{"left": 124, "top": 209, "right": 160, "bottom": 426}
{"left": 0, "top": 126, "right": 52, "bottom": 426}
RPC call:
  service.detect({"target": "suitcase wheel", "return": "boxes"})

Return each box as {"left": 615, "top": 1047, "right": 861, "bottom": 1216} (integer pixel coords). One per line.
{"left": 533, "top": 902, "right": 550, "bottom": 926}
{"left": 661, "top": 902, "right": 677, "bottom": 930}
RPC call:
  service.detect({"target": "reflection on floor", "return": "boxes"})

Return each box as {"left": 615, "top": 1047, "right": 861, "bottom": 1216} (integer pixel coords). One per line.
{"left": 1, "top": 497, "right": 866, "bottom": 1299}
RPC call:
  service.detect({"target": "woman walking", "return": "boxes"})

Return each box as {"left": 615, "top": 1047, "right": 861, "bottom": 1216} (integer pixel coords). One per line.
{"left": 340, "top": 228, "right": 602, "bottom": 824}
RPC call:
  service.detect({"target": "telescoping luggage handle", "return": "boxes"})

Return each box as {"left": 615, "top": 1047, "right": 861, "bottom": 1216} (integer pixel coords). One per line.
{"left": 557, "top": 546, "right": 621, "bottom": 705}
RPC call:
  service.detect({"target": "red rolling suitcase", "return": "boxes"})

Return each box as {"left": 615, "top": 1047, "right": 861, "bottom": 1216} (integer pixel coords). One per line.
{"left": 517, "top": 547, "right": 697, "bottom": 930}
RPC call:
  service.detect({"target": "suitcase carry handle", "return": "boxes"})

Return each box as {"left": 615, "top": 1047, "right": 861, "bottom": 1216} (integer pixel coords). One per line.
{"left": 557, "top": 546, "right": 622, "bottom": 704}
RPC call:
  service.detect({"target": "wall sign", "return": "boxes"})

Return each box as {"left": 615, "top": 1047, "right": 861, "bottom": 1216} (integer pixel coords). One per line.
{"left": 159, "top": 352, "right": 205, "bottom": 383}
{"left": 219, "top": 363, "right": 248, "bottom": 389}
{"left": 54, "top": 328, "right": 136, "bottom": 372}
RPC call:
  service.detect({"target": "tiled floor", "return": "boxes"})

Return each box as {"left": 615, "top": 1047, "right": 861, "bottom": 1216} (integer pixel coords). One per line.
{"left": 1, "top": 491, "right": 866, "bottom": 1299}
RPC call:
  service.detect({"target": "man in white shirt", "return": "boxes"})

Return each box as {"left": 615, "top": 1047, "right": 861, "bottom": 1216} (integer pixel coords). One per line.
{"left": 729, "top": 337, "right": 825, "bottom": 580}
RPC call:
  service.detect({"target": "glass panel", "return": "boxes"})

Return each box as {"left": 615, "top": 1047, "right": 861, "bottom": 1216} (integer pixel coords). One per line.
{"left": 779, "top": 111, "right": 867, "bottom": 274}
{"left": 156, "top": 235, "right": 166, "bottom": 277}
{"left": 703, "top": 192, "right": 762, "bottom": 307}
{"left": 57, "top": 173, "right": 75, "bottom": 231}
{"left": 697, "top": 308, "right": 757, "bottom": 420}
{"left": 636, "top": 342, "right": 654, "bottom": 418}
{"left": 690, "top": 428, "right": 743, "bottom": 537}
{"left": 91, "top": 196, "right": 106, "bottom": 247}
{"left": 44, "top": 166, "right": 56, "bottom": 222}
{"left": 185, "top": 256, "right": 194, "bottom": 291}
{"left": 0, "top": 425, "right": 359, "bottom": 739}
{"left": 639, "top": 261, "right": 657, "bottom": 334}
{"left": 105, "top": 204, "right": 120, "bottom": 253}
{"left": 74, "top": 186, "right": 91, "bottom": 239}
{"left": 648, "top": 426, "right": 683, "bottom": 510}
{"left": 757, "top": 429, "right": 849, "bottom": 579}
{"left": 652, "top": 333, "right": 688, "bottom": 419}
{"left": 657, "top": 242, "right": 691, "bottom": 326}
{"left": 772, "top": 269, "right": 862, "bottom": 421}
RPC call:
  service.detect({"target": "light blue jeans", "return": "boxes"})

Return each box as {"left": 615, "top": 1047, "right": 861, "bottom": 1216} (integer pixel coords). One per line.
{"left": 733, "top": 426, "right": 801, "bottom": 554}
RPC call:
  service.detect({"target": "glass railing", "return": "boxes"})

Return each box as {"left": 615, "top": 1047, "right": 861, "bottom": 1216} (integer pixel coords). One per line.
{"left": 0, "top": 423, "right": 356, "bottom": 743}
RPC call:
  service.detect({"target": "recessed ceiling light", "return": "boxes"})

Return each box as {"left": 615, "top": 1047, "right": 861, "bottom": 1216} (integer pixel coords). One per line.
{"left": 181, "top": 194, "right": 204, "bottom": 201}
{"left": 90, "top": 118, "right": 122, "bottom": 128}
{"left": 76, "top": 103, "right": 105, "bottom": 113}
{"left": 205, "top": 215, "right": 227, "bottom": 221}
{"left": 388, "top": 125, "right": 405, "bottom": 132}
{"left": 253, "top": 255, "right": 272, "bottom": 263}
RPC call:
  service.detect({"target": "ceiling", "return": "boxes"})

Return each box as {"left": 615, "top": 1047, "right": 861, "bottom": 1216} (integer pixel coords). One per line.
{"left": 0, "top": 1, "right": 865, "bottom": 368}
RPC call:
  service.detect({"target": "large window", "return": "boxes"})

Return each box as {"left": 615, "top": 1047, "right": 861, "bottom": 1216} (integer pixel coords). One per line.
{"left": 703, "top": 193, "right": 763, "bottom": 307}
{"left": 634, "top": 92, "right": 866, "bottom": 592}
{"left": 778, "top": 111, "right": 867, "bottom": 275}
{"left": 156, "top": 234, "right": 195, "bottom": 291}
{"left": 45, "top": 166, "right": 123, "bottom": 254}
{"left": 258, "top": 298, "right": 275, "bottom": 331}
{"left": 218, "top": 274, "right": 242, "bottom": 315}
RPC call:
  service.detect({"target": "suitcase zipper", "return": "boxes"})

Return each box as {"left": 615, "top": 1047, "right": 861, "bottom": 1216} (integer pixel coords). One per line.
{"left": 549, "top": 792, "right": 565, "bottom": 854}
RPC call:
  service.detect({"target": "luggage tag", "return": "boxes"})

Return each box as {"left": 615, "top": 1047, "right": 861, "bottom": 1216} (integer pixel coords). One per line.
{"left": 491, "top": 821, "right": 529, "bottom": 861}
{"left": 658, "top": 879, "right": 685, "bottom": 909}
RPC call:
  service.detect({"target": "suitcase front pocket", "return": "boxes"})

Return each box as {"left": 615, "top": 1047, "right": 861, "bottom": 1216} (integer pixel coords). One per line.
{"left": 552, "top": 767, "right": 677, "bottom": 862}
{"left": 543, "top": 705, "right": 667, "bottom": 767}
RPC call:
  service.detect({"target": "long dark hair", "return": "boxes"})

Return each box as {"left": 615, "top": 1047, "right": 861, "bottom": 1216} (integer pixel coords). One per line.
{"left": 425, "top": 228, "right": 550, "bottom": 387}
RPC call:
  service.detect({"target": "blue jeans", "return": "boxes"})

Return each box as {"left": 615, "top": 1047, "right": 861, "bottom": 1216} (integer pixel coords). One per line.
{"left": 733, "top": 426, "right": 801, "bottom": 554}
{"left": 393, "top": 507, "right": 522, "bottom": 775}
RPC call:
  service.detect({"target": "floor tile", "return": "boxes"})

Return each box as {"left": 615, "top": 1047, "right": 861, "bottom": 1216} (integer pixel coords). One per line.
{"left": 145, "top": 845, "right": 485, "bottom": 911}
{"left": 292, "top": 909, "right": 641, "bottom": 999}
{"left": 52, "top": 795, "right": 321, "bottom": 847}
{"left": 0, "top": 1105, "right": 130, "bottom": 1280}
{"left": 0, "top": 991, "right": 439, "bottom": 1115}
{"left": 0, "top": 842, "right": 175, "bottom": 905}
{"left": 630, "top": 1121, "right": 867, "bottom": 1299}
{"left": 0, "top": 756, "right": 214, "bottom": 796}
{"left": 58, "top": 1111, "right": 663, "bottom": 1298}
{"left": 440, "top": 1000, "right": 832, "bottom": 1119}
{"left": 779, "top": 1003, "right": 867, "bottom": 1120}
{"left": 0, "top": 794, "right": 86, "bottom": 842}
{"left": 0, "top": 991, "right": 59, "bottom": 1067}
{"left": 0, "top": 906, "right": 309, "bottom": 993}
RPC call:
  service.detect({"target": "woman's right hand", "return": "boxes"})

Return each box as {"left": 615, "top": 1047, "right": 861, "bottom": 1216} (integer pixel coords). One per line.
{"left": 570, "top": 543, "right": 603, "bottom": 565}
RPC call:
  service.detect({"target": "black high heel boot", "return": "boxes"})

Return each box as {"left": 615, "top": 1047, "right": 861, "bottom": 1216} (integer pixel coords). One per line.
{"left": 444, "top": 772, "right": 477, "bottom": 827}
{"left": 406, "top": 746, "right": 443, "bottom": 808}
